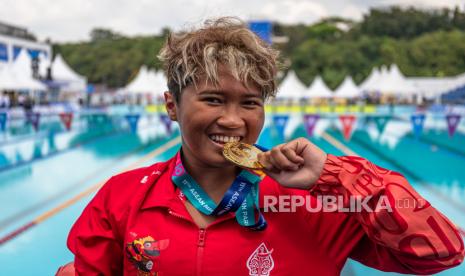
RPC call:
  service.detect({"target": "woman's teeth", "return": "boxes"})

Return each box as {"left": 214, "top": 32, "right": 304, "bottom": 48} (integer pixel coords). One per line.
{"left": 209, "top": 135, "right": 241, "bottom": 144}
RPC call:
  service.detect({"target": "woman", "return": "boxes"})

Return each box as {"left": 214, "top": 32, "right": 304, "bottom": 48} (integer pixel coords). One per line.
{"left": 59, "top": 18, "right": 464, "bottom": 275}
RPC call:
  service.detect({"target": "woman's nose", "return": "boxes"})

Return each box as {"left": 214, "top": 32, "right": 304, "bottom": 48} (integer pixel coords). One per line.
{"left": 216, "top": 105, "right": 244, "bottom": 128}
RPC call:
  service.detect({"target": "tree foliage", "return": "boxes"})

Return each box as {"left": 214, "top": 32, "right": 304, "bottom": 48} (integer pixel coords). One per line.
{"left": 54, "top": 6, "right": 465, "bottom": 89}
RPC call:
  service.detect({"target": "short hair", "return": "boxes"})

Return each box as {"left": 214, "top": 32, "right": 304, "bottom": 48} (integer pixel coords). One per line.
{"left": 157, "top": 17, "right": 279, "bottom": 102}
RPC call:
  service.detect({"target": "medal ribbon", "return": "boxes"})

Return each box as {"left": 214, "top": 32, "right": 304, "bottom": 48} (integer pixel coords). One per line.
{"left": 171, "top": 150, "right": 267, "bottom": 230}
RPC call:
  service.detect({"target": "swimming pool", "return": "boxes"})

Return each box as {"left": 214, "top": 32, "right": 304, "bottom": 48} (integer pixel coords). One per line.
{"left": 0, "top": 110, "right": 463, "bottom": 275}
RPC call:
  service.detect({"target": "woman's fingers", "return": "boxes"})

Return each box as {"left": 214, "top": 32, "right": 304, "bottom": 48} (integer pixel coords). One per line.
{"left": 257, "top": 152, "right": 279, "bottom": 173}
{"left": 258, "top": 145, "right": 300, "bottom": 172}
{"left": 281, "top": 143, "right": 305, "bottom": 165}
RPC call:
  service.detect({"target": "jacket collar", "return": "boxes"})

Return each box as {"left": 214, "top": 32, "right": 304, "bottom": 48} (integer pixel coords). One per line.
{"left": 140, "top": 155, "right": 178, "bottom": 210}
{"left": 140, "top": 153, "right": 281, "bottom": 211}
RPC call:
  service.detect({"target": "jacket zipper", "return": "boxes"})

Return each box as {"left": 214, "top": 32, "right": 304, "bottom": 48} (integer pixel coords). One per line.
{"left": 168, "top": 209, "right": 189, "bottom": 221}
{"left": 167, "top": 209, "right": 207, "bottom": 276}
{"left": 197, "top": 228, "right": 206, "bottom": 276}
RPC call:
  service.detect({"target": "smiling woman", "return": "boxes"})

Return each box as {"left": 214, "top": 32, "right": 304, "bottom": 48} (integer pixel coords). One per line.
{"left": 163, "top": 68, "right": 265, "bottom": 183}
{"left": 59, "top": 17, "right": 464, "bottom": 276}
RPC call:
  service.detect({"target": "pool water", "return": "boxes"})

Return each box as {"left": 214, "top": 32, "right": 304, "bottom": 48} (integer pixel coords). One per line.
{"left": 0, "top": 112, "right": 463, "bottom": 275}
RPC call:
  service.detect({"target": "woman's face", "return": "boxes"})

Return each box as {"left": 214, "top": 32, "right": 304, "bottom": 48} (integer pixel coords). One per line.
{"left": 165, "top": 69, "right": 265, "bottom": 169}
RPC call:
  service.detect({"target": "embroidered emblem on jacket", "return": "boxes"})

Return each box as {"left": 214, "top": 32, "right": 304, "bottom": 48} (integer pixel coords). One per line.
{"left": 246, "top": 242, "right": 275, "bottom": 276}
{"left": 126, "top": 235, "right": 170, "bottom": 276}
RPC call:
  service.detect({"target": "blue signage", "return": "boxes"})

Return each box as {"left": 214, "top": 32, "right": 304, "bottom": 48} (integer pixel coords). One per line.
{"left": 86, "top": 84, "right": 95, "bottom": 94}
{"left": 411, "top": 114, "right": 426, "bottom": 138}
{"left": 0, "top": 43, "right": 7, "bottom": 61}
{"left": 27, "top": 49, "right": 41, "bottom": 59}
{"left": 13, "top": 46, "right": 22, "bottom": 60}
{"left": 248, "top": 21, "right": 272, "bottom": 44}
{"left": 272, "top": 114, "right": 289, "bottom": 141}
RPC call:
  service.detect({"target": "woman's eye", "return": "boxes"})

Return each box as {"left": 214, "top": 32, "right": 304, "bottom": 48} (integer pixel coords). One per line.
{"left": 205, "top": 97, "right": 222, "bottom": 104}
{"left": 243, "top": 101, "right": 261, "bottom": 107}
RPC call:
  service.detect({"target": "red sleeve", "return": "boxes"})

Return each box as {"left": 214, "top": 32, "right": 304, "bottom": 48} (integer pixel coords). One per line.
{"left": 310, "top": 154, "right": 465, "bottom": 274}
{"left": 67, "top": 178, "right": 124, "bottom": 276}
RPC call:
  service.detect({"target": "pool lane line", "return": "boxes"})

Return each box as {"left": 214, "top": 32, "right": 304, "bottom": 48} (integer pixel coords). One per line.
{"left": 0, "top": 135, "right": 181, "bottom": 246}
{"left": 0, "top": 123, "right": 158, "bottom": 173}
{"left": 320, "top": 131, "right": 465, "bottom": 238}
{"left": 0, "top": 135, "right": 176, "bottom": 232}
{"left": 389, "top": 115, "right": 465, "bottom": 159}
{"left": 0, "top": 112, "right": 155, "bottom": 147}
{"left": 321, "top": 132, "right": 359, "bottom": 156}
{"left": 348, "top": 132, "right": 465, "bottom": 213}
{"left": 0, "top": 120, "right": 87, "bottom": 147}
{"left": 404, "top": 132, "right": 465, "bottom": 159}
{"left": 330, "top": 129, "right": 465, "bottom": 212}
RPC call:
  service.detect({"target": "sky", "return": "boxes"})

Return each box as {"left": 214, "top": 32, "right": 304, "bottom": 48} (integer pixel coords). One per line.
{"left": 0, "top": 0, "right": 464, "bottom": 43}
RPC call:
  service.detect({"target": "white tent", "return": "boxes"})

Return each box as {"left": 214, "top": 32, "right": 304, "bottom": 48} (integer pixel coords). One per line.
{"left": 405, "top": 71, "right": 465, "bottom": 101}
{"left": 125, "top": 66, "right": 153, "bottom": 94}
{"left": 305, "top": 76, "right": 333, "bottom": 99}
{"left": 276, "top": 71, "right": 307, "bottom": 101}
{"left": 360, "top": 68, "right": 381, "bottom": 92}
{"left": 334, "top": 76, "right": 361, "bottom": 98}
{"left": 150, "top": 70, "right": 167, "bottom": 100}
{"left": 376, "top": 64, "right": 417, "bottom": 96}
{"left": 10, "top": 49, "right": 47, "bottom": 91}
{"left": 408, "top": 77, "right": 456, "bottom": 100}
{"left": 0, "top": 64, "right": 21, "bottom": 90}
{"left": 51, "top": 54, "right": 87, "bottom": 92}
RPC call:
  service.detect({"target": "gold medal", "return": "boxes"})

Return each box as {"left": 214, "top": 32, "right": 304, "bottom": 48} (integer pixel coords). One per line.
{"left": 223, "top": 142, "right": 264, "bottom": 169}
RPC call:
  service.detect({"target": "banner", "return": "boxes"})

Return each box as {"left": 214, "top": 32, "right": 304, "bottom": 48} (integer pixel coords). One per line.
{"left": 26, "top": 112, "right": 41, "bottom": 131}
{"left": 272, "top": 114, "right": 289, "bottom": 141}
{"left": 410, "top": 114, "right": 426, "bottom": 138}
{"left": 373, "top": 115, "right": 391, "bottom": 135}
{"left": 0, "top": 112, "right": 7, "bottom": 131}
{"left": 59, "top": 112, "right": 73, "bottom": 131}
{"left": 303, "top": 114, "right": 319, "bottom": 137}
{"left": 361, "top": 115, "right": 372, "bottom": 128}
{"left": 47, "top": 130, "right": 57, "bottom": 152}
{"left": 13, "top": 46, "right": 22, "bottom": 60}
{"left": 32, "top": 140, "right": 43, "bottom": 159}
{"left": 446, "top": 114, "right": 461, "bottom": 137}
{"left": 125, "top": 114, "right": 141, "bottom": 133}
{"left": 339, "top": 115, "right": 356, "bottom": 140}
{"left": 159, "top": 114, "right": 172, "bottom": 135}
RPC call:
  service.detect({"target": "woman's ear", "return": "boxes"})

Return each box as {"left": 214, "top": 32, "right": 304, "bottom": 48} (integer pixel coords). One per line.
{"left": 164, "top": 91, "right": 177, "bottom": 121}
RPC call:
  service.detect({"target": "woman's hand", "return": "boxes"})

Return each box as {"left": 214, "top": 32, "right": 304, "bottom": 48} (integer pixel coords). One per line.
{"left": 257, "top": 138, "right": 327, "bottom": 189}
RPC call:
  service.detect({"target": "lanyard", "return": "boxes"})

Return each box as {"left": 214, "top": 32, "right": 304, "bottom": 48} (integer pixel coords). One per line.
{"left": 171, "top": 151, "right": 267, "bottom": 230}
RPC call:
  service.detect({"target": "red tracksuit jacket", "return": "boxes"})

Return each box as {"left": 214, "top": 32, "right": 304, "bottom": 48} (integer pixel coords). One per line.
{"left": 67, "top": 154, "right": 464, "bottom": 275}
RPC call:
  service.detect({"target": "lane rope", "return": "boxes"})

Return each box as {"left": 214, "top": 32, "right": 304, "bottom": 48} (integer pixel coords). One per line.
{"left": 0, "top": 135, "right": 172, "bottom": 231}
{"left": 0, "top": 135, "right": 181, "bottom": 246}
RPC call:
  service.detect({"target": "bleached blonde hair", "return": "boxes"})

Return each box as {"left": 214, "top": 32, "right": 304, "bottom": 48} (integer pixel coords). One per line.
{"left": 157, "top": 17, "right": 279, "bottom": 102}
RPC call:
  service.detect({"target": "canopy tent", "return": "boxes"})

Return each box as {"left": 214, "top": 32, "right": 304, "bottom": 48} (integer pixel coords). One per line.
{"left": 149, "top": 70, "right": 167, "bottom": 100}
{"left": 125, "top": 66, "right": 153, "bottom": 94}
{"left": 305, "top": 76, "right": 333, "bottom": 99}
{"left": 375, "top": 64, "right": 417, "bottom": 96}
{"left": 0, "top": 64, "right": 21, "bottom": 90}
{"left": 359, "top": 68, "right": 381, "bottom": 92}
{"left": 333, "top": 76, "right": 361, "bottom": 98}
{"left": 51, "top": 54, "right": 87, "bottom": 92}
{"left": 9, "top": 49, "right": 46, "bottom": 91}
{"left": 406, "top": 71, "right": 465, "bottom": 101}
{"left": 276, "top": 71, "right": 307, "bottom": 101}
{"left": 408, "top": 77, "right": 456, "bottom": 100}
{"left": 453, "top": 72, "right": 465, "bottom": 88}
